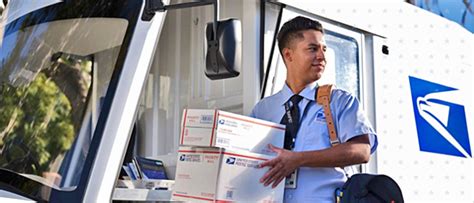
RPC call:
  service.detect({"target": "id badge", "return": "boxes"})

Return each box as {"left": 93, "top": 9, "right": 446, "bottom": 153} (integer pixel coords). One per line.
{"left": 285, "top": 169, "right": 297, "bottom": 188}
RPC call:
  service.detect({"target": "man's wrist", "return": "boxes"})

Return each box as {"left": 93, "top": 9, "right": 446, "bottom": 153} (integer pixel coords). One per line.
{"left": 293, "top": 151, "right": 305, "bottom": 167}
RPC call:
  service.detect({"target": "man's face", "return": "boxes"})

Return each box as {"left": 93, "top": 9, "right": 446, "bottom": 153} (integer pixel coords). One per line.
{"left": 285, "top": 30, "right": 326, "bottom": 84}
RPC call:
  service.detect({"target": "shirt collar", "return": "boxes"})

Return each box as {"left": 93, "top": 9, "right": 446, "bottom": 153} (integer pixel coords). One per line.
{"left": 277, "top": 82, "right": 318, "bottom": 105}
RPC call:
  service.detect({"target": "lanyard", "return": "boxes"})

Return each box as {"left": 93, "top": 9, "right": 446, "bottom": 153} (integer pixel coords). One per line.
{"left": 283, "top": 97, "right": 311, "bottom": 150}
{"left": 284, "top": 102, "right": 294, "bottom": 124}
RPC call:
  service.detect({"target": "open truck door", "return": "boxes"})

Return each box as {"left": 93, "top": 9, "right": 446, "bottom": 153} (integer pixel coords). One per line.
{"left": 261, "top": 0, "right": 383, "bottom": 176}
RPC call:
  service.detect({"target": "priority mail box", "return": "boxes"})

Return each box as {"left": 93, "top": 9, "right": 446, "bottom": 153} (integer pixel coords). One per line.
{"left": 172, "top": 146, "right": 284, "bottom": 202}
{"left": 180, "top": 109, "right": 285, "bottom": 155}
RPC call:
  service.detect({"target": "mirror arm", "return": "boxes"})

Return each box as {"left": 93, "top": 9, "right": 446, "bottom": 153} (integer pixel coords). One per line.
{"left": 210, "top": 0, "right": 219, "bottom": 73}
{"left": 142, "top": 0, "right": 220, "bottom": 74}
{"left": 141, "top": 0, "right": 238, "bottom": 80}
{"left": 212, "top": 0, "right": 219, "bottom": 41}
{"left": 142, "top": 0, "right": 218, "bottom": 23}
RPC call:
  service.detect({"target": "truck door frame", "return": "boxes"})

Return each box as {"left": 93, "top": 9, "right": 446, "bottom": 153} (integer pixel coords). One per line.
{"left": 261, "top": 0, "right": 379, "bottom": 173}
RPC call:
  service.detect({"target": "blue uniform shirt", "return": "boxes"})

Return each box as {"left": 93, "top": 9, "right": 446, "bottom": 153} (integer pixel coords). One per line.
{"left": 250, "top": 83, "right": 378, "bottom": 203}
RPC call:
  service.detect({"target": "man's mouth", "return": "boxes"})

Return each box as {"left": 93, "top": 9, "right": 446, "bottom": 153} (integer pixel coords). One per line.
{"left": 312, "top": 64, "right": 324, "bottom": 68}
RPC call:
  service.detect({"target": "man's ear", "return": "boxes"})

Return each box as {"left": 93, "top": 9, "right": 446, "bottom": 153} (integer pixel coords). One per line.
{"left": 282, "top": 47, "right": 292, "bottom": 63}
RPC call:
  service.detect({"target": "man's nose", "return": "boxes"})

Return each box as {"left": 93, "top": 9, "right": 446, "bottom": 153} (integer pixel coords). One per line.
{"left": 316, "top": 47, "right": 325, "bottom": 61}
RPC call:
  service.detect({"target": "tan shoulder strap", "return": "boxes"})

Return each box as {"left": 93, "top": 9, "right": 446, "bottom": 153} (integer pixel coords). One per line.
{"left": 316, "top": 84, "right": 340, "bottom": 147}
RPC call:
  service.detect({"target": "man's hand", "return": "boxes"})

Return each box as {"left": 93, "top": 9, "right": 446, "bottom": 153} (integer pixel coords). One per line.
{"left": 258, "top": 144, "right": 301, "bottom": 188}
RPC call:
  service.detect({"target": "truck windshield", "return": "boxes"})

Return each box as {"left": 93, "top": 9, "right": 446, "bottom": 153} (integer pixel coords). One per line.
{"left": 0, "top": 1, "right": 135, "bottom": 192}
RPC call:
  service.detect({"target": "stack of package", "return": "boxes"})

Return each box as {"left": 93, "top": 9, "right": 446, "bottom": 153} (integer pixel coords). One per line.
{"left": 171, "top": 109, "right": 286, "bottom": 202}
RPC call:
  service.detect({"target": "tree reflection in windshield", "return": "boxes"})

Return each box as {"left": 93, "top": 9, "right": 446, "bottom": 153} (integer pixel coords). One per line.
{"left": 0, "top": 54, "right": 92, "bottom": 179}
{"left": 0, "top": 16, "right": 128, "bottom": 191}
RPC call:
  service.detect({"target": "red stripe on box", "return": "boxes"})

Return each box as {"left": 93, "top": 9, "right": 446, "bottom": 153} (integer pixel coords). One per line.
{"left": 216, "top": 200, "right": 233, "bottom": 203}
{"left": 178, "top": 150, "right": 270, "bottom": 161}
{"left": 178, "top": 150, "right": 222, "bottom": 154}
{"left": 180, "top": 109, "right": 188, "bottom": 145}
{"left": 210, "top": 110, "right": 218, "bottom": 146}
{"left": 223, "top": 152, "right": 269, "bottom": 161}
{"left": 218, "top": 113, "right": 285, "bottom": 131}
{"left": 172, "top": 193, "right": 214, "bottom": 201}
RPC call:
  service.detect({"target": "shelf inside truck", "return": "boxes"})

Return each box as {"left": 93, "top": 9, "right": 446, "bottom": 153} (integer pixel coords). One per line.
{"left": 112, "top": 188, "right": 171, "bottom": 201}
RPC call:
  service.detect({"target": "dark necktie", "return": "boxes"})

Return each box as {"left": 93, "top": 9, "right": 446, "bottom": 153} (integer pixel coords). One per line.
{"left": 281, "top": 94, "right": 304, "bottom": 150}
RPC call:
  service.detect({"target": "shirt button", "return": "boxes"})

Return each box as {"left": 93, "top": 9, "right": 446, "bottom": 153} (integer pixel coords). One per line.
{"left": 288, "top": 194, "right": 293, "bottom": 199}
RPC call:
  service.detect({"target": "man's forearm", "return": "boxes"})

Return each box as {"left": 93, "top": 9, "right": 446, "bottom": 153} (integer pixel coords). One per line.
{"left": 295, "top": 135, "right": 371, "bottom": 168}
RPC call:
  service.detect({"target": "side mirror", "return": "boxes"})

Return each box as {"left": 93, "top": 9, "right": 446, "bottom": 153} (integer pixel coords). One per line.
{"left": 205, "top": 19, "right": 241, "bottom": 80}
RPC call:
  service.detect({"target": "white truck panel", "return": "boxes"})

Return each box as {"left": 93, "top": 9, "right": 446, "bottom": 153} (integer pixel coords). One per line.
{"left": 277, "top": 1, "right": 473, "bottom": 202}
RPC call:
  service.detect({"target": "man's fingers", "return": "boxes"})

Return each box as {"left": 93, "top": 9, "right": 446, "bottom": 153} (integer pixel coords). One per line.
{"left": 268, "top": 144, "right": 283, "bottom": 153}
{"left": 260, "top": 166, "right": 277, "bottom": 184}
{"left": 260, "top": 163, "right": 281, "bottom": 184}
{"left": 258, "top": 160, "right": 271, "bottom": 168}
{"left": 259, "top": 150, "right": 289, "bottom": 187}
{"left": 258, "top": 157, "right": 278, "bottom": 168}
{"left": 272, "top": 176, "right": 285, "bottom": 188}
{"left": 264, "top": 167, "right": 285, "bottom": 186}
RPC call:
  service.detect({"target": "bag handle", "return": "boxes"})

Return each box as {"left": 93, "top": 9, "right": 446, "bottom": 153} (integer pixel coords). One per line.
{"left": 316, "top": 84, "right": 340, "bottom": 147}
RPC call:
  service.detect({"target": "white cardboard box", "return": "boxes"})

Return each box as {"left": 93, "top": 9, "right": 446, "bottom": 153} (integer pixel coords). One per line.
{"left": 172, "top": 146, "right": 284, "bottom": 202}
{"left": 180, "top": 109, "right": 285, "bottom": 156}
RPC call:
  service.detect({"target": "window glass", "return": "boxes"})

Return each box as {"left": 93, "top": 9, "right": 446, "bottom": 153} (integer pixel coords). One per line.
{"left": 325, "top": 31, "right": 360, "bottom": 98}
{"left": 0, "top": 18, "right": 128, "bottom": 189}
{"left": 264, "top": 10, "right": 360, "bottom": 99}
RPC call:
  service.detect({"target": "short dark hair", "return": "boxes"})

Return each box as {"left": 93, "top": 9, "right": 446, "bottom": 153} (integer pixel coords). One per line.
{"left": 277, "top": 16, "right": 323, "bottom": 55}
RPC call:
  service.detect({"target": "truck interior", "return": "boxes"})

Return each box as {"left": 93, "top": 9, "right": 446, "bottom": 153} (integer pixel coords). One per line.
{"left": 130, "top": 0, "right": 377, "bottom": 180}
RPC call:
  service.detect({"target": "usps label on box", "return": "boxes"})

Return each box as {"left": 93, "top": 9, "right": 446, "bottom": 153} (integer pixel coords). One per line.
{"left": 180, "top": 109, "right": 218, "bottom": 147}
{"left": 172, "top": 147, "right": 221, "bottom": 202}
{"left": 181, "top": 109, "right": 217, "bottom": 128}
{"left": 180, "top": 109, "right": 285, "bottom": 156}
{"left": 172, "top": 146, "right": 284, "bottom": 202}
{"left": 216, "top": 152, "right": 284, "bottom": 202}
{"left": 215, "top": 111, "right": 285, "bottom": 155}
{"left": 181, "top": 127, "right": 215, "bottom": 146}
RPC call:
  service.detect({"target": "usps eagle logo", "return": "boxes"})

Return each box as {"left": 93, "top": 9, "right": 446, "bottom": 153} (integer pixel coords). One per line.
{"left": 409, "top": 76, "right": 471, "bottom": 158}
{"left": 226, "top": 157, "right": 236, "bottom": 165}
